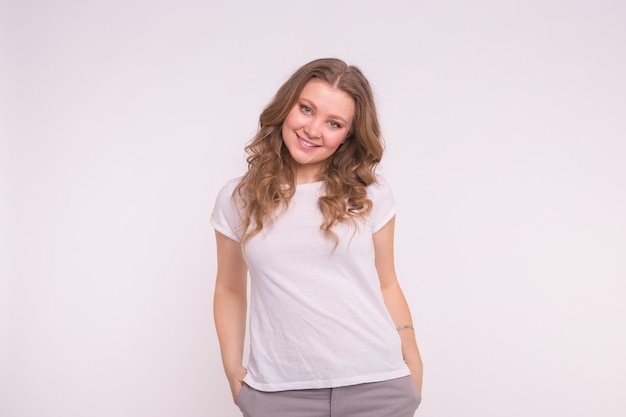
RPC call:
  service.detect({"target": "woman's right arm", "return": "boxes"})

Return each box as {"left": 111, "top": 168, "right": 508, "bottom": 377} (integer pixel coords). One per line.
{"left": 213, "top": 230, "right": 248, "bottom": 403}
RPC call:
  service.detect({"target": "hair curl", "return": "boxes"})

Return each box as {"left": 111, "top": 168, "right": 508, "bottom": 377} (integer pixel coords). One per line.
{"left": 234, "top": 58, "right": 384, "bottom": 244}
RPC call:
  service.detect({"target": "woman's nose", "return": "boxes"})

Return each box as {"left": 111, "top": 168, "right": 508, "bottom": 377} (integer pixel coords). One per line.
{"left": 304, "top": 118, "right": 322, "bottom": 139}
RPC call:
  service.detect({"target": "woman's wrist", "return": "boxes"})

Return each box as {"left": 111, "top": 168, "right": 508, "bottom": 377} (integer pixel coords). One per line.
{"left": 225, "top": 365, "right": 247, "bottom": 381}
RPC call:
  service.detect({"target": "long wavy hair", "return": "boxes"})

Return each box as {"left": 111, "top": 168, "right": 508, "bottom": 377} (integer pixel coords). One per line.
{"left": 234, "top": 58, "right": 384, "bottom": 245}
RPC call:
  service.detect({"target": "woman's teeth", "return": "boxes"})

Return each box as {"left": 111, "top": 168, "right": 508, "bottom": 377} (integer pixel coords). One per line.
{"left": 299, "top": 136, "right": 318, "bottom": 147}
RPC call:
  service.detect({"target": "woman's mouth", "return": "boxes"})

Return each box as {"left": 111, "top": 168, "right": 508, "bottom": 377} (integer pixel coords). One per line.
{"left": 297, "top": 134, "right": 320, "bottom": 148}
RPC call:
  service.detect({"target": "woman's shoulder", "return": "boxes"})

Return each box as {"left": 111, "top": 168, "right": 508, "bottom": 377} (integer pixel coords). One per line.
{"left": 225, "top": 175, "right": 245, "bottom": 187}
{"left": 217, "top": 175, "right": 244, "bottom": 194}
{"left": 213, "top": 176, "right": 245, "bottom": 207}
{"left": 365, "top": 174, "right": 396, "bottom": 231}
{"left": 366, "top": 174, "right": 394, "bottom": 197}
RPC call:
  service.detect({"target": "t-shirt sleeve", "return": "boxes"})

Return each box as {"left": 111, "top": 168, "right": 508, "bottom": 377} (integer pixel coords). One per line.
{"left": 210, "top": 178, "right": 243, "bottom": 242}
{"left": 368, "top": 176, "right": 397, "bottom": 233}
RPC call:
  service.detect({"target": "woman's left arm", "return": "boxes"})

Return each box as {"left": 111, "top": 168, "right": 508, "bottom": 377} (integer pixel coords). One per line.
{"left": 373, "top": 216, "right": 424, "bottom": 393}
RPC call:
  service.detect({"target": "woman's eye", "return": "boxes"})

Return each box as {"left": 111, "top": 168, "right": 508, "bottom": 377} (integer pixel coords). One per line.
{"left": 329, "top": 121, "right": 342, "bottom": 128}
{"left": 300, "top": 105, "right": 312, "bottom": 114}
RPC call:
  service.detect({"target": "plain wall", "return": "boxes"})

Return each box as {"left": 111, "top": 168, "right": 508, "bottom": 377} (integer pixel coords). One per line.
{"left": 2, "top": 0, "right": 625, "bottom": 416}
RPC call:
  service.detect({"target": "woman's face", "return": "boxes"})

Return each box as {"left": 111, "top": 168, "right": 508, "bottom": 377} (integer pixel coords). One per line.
{"left": 281, "top": 79, "right": 355, "bottom": 183}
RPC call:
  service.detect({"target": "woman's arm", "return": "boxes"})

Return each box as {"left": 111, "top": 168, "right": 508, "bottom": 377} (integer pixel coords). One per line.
{"left": 373, "top": 216, "right": 424, "bottom": 393}
{"left": 213, "top": 231, "right": 249, "bottom": 403}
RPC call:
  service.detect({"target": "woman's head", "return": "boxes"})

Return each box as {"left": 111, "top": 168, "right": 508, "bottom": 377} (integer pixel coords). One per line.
{"left": 237, "top": 58, "right": 383, "bottom": 244}
{"left": 280, "top": 78, "right": 355, "bottom": 183}
{"left": 255, "top": 58, "right": 384, "bottom": 182}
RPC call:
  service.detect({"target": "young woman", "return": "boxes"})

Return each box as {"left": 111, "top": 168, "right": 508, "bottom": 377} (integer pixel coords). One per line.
{"left": 212, "top": 58, "right": 423, "bottom": 417}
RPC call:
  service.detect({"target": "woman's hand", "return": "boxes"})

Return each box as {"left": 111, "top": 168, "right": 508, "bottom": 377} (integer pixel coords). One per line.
{"left": 405, "top": 359, "right": 423, "bottom": 395}
{"left": 227, "top": 366, "right": 248, "bottom": 404}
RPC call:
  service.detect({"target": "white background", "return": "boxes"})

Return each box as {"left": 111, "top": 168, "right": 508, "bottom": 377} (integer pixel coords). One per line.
{"left": 2, "top": 0, "right": 625, "bottom": 416}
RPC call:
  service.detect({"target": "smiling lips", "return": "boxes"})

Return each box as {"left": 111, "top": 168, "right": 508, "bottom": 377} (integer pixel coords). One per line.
{"left": 297, "top": 133, "right": 320, "bottom": 149}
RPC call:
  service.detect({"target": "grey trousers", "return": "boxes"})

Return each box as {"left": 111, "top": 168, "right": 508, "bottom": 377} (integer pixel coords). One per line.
{"left": 236, "top": 376, "right": 421, "bottom": 417}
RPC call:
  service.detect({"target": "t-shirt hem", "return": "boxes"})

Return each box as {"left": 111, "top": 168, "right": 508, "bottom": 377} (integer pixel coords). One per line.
{"left": 243, "top": 368, "right": 411, "bottom": 392}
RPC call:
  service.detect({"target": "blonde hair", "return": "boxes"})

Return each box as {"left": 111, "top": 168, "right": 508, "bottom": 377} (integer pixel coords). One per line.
{"left": 235, "top": 58, "right": 384, "bottom": 244}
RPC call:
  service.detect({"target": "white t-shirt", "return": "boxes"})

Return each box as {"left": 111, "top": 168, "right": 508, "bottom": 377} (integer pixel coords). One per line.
{"left": 211, "top": 176, "right": 410, "bottom": 391}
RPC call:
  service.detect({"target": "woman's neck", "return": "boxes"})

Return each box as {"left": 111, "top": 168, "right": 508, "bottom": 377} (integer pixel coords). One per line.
{"left": 294, "top": 165, "right": 324, "bottom": 184}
